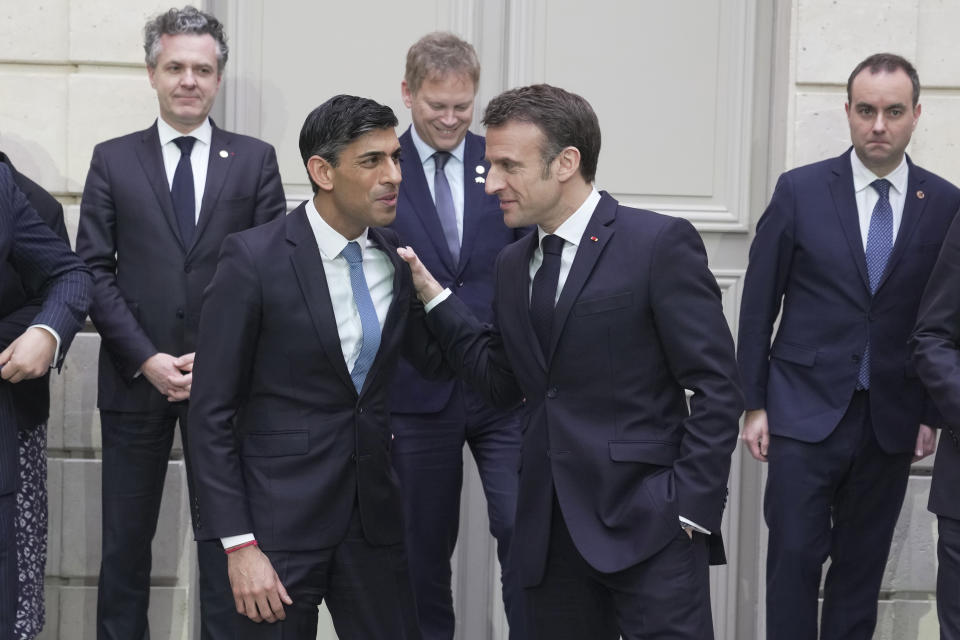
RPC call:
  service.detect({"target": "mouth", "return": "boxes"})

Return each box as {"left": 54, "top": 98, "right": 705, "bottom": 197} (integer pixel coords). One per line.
{"left": 434, "top": 125, "right": 461, "bottom": 136}
{"left": 377, "top": 192, "right": 398, "bottom": 206}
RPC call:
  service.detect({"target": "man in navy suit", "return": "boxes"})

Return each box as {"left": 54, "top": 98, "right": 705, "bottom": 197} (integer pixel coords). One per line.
{"left": 188, "top": 95, "right": 448, "bottom": 638}
{"left": 399, "top": 84, "right": 743, "bottom": 639}
{"left": 74, "top": 7, "right": 286, "bottom": 639}
{"left": 738, "top": 53, "right": 960, "bottom": 640}
{"left": 911, "top": 217, "right": 960, "bottom": 639}
{"left": 0, "top": 163, "right": 91, "bottom": 639}
{"left": 389, "top": 32, "right": 526, "bottom": 639}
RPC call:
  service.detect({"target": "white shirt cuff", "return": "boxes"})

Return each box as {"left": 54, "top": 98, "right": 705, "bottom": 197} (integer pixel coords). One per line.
{"left": 221, "top": 533, "right": 256, "bottom": 550}
{"left": 424, "top": 288, "right": 453, "bottom": 313}
{"left": 29, "top": 324, "right": 61, "bottom": 367}
{"left": 679, "top": 516, "right": 711, "bottom": 535}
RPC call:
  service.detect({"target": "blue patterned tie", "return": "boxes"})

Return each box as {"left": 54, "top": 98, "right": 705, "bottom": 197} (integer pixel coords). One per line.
{"left": 857, "top": 178, "right": 893, "bottom": 389}
{"left": 432, "top": 151, "right": 461, "bottom": 265}
{"left": 342, "top": 241, "right": 381, "bottom": 392}
{"left": 171, "top": 136, "right": 196, "bottom": 246}
{"left": 530, "top": 235, "right": 565, "bottom": 356}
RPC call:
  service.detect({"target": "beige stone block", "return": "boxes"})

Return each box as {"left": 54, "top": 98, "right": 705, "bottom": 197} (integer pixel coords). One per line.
{"left": 904, "top": 94, "right": 960, "bottom": 187}
{"left": 917, "top": 0, "right": 960, "bottom": 88}
{"left": 68, "top": 0, "right": 173, "bottom": 65}
{"left": 0, "top": 70, "right": 69, "bottom": 193}
{"left": 47, "top": 360, "right": 66, "bottom": 450}
{"left": 884, "top": 477, "right": 938, "bottom": 592}
{"left": 792, "top": 91, "right": 851, "bottom": 169}
{"left": 57, "top": 585, "right": 189, "bottom": 639}
{"left": 0, "top": 0, "right": 69, "bottom": 62}
{"left": 62, "top": 332, "right": 102, "bottom": 451}
{"left": 874, "top": 598, "right": 940, "bottom": 639}
{"left": 35, "top": 583, "right": 60, "bottom": 640}
{"left": 47, "top": 458, "right": 63, "bottom": 578}
{"left": 67, "top": 72, "right": 158, "bottom": 191}
{"left": 58, "top": 459, "right": 190, "bottom": 580}
{"left": 796, "top": 0, "right": 919, "bottom": 85}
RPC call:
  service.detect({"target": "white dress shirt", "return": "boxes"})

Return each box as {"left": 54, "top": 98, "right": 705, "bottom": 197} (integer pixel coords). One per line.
{"left": 157, "top": 116, "right": 212, "bottom": 221}
{"left": 222, "top": 199, "right": 395, "bottom": 550}
{"left": 409, "top": 125, "right": 466, "bottom": 243}
{"left": 850, "top": 149, "right": 908, "bottom": 248}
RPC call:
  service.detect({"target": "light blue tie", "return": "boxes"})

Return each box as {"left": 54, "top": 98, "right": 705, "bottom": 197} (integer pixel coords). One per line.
{"left": 857, "top": 178, "right": 893, "bottom": 389}
{"left": 342, "top": 241, "right": 381, "bottom": 392}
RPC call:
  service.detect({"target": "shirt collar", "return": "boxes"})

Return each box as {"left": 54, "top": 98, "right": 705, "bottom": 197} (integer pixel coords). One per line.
{"left": 850, "top": 148, "right": 908, "bottom": 195}
{"left": 304, "top": 198, "right": 369, "bottom": 260}
{"left": 157, "top": 116, "right": 213, "bottom": 147}
{"left": 409, "top": 124, "right": 466, "bottom": 166}
{"left": 538, "top": 188, "right": 602, "bottom": 248}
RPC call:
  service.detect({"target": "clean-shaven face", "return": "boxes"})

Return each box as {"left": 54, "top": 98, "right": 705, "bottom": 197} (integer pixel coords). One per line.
{"left": 148, "top": 33, "right": 222, "bottom": 134}
{"left": 403, "top": 73, "right": 475, "bottom": 152}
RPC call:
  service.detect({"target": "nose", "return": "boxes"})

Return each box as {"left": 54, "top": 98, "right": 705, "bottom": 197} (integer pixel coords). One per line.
{"left": 484, "top": 167, "right": 503, "bottom": 195}
{"left": 383, "top": 156, "right": 402, "bottom": 185}
{"left": 439, "top": 110, "right": 458, "bottom": 127}
{"left": 180, "top": 69, "right": 197, "bottom": 87}
{"left": 872, "top": 112, "right": 886, "bottom": 133}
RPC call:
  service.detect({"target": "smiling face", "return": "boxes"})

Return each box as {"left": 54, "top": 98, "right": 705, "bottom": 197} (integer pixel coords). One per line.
{"left": 402, "top": 72, "right": 475, "bottom": 152}
{"left": 148, "top": 33, "right": 221, "bottom": 133}
{"left": 845, "top": 67, "right": 920, "bottom": 176}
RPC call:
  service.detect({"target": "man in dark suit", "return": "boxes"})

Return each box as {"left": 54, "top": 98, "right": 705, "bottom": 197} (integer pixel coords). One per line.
{"left": 0, "top": 162, "right": 91, "bottom": 640}
{"left": 911, "top": 216, "right": 960, "bottom": 640}
{"left": 389, "top": 32, "right": 526, "bottom": 639}
{"left": 399, "top": 84, "right": 743, "bottom": 639}
{"left": 188, "top": 95, "right": 448, "bottom": 638}
{"left": 738, "top": 53, "right": 960, "bottom": 640}
{"left": 74, "top": 7, "right": 286, "bottom": 639}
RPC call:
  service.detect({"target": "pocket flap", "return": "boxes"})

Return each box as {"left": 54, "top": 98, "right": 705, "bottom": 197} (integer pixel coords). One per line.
{"left": 243, "top": 430, "right": 309, "bottom": 457}
{"left": 771, "top": 341, "right": 817, "bottom": 366}
{"left": 609, "top": 440, "right": 680, "bottom": 466}
{"left": 574, "top": 291, "right": 632, "bottom": 316}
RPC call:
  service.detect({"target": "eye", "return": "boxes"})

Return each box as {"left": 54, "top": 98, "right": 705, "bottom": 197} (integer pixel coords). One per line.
{"left": 889, "top": 108, "right": 903, "bottom": 117}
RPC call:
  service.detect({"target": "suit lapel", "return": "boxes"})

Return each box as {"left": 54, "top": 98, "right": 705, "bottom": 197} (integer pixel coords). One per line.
{"left": 135, "top": 122, "right": 184, "bottom": 251}
{"left": 828, "top": 153, "right": 870, "bottom": 291}
{"left": 549, "top": 194, "right": 616, "bottom": 359}
{"left": 875, "top": 157, "right": 928, "bottom": 293}
{"left": 194, "top": 123, "right": 233, "bottom": 252}
{"left": 361, "top": 227, "right": 407, "bottom": 393}
{"left": 458, "top": 132, "right": 488, "bottom": 276}
{"left": 286, "top": 206, "right": 354, "bottom": 392}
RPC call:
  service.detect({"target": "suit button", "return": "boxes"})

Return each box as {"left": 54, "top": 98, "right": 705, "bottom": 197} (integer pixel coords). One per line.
{"left": 851, "top": 354, "right": 860, "bottom": 363}
{"left": 184, "top": 264, "right": 192, "bottom": 273}
{"left": 176, "top": 308, "right": 185, "bottom": 319}
{"left": 350, "top": 453, "right": 357, "bottom": 461}
{"left": 357, "top": 407, "right": 364, "bottom": 414}
{"left": 457, "top": 280, "right": 464, "bottom": 288}
{"left": 546, "top": 387, "right": 558, "bottom": 399}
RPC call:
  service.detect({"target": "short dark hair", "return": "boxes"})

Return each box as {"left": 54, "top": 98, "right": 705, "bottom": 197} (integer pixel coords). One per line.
{"left": 847, "top": 52, "right": 920, "bottom": 107}
{"left": 299, "top": 95, "right": 399, "bottom": 194}
{"left": 482, "top": 84, "right": 601, "bottom": 182}
{"left": 405, "top": 32, "right": 480, "bottom": 95}
{"left": 144, "top": 6, "right": 228, "bottom": 74}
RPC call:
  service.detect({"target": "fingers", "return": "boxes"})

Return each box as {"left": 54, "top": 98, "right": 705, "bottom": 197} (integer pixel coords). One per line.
{"left": 173, "top": 352, "right": 195, "bottom": 371}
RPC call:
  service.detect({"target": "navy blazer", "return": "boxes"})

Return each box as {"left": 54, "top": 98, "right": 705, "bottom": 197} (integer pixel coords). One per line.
{"left": 426, "top": 192, "right": 743, "bottom": 585}
{"left": 187, "top": 206, "right": 450, "bottom": 549}
{"left": 0, "top": 164, "right": 91, "bottom": 496}
{"left": 76, "top": 120, "right": 286, "bottom": 412}
{"left": 388, "top": 128, "right": 526, "bottom": 413}
{"left": 739, "top": 150, "right": 960, "bottom": 454}
{"left": 911, "top": 211, "right": 960, "bottom": 520}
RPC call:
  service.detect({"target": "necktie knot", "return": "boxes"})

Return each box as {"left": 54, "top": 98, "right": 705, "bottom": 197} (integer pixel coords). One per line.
{"left": 174, "top": 136, "right": 196, "bottom": 156}
{"left": 871, "top": 178, "right": 891, "bottom": 200}
{"left": 342, "top": 241, "right": 363, "bottom": 265}
{"left": 541, "top": 234, "right": 565, "bottom": 256}
{"left": 433, "top": 151, "right": 450, "bottom": 172}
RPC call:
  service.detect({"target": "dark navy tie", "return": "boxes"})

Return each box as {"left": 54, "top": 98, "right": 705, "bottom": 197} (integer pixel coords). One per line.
{"left": 529, "top": 235, "right": 565, "bottom": 356}
{"left": 857, "top": 178, "right": 893, "bottom": 389}
{"left": 171, "top": 136, "right": 196, "bottom": 246}
{"left": 432, "top": 151, "right": 460, "bottom": 265}
{"left": 342, "top": 241, "right": 381, "bottom": 392}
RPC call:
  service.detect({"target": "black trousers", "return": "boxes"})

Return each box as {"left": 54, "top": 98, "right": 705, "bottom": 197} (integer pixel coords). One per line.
{"left": 97, "top": 406, "right": 236, "bottom": 640}
{"left": 524, "top": 496, "right": 713, "bottom": 640}
{"left": 235, "top": 506, "right": 421, "bottom": 639}
{"left": 765, "top": 391, "right": 912, "bottom": 640}
{"left": 939, "top": 515, "right": 960, "bottom": 640}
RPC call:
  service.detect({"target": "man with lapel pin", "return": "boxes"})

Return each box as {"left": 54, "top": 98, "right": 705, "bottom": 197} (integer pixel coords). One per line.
{"left": 399, "top": 84, "right": 743, "bottom": 639}
{"left": 188, "top": 95, "right": 448, "bottom": 638}
{"left": 389, "top": 32, "right": 527, "bottom": 639}
{"left": 738, "top": 53, "right": 960, "bottom": 640}
{"left": 75, "top": 6, "right": 285, "bottom": 639}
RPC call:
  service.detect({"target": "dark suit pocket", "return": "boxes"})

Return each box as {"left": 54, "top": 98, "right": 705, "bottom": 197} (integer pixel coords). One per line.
{"left": 242, "top": 430, "right": 308, "bottom": 457}
{"left": 609, "top": 440, "right": 680, "bottom": 466}
{"left": 770, "top": 340, "right": 817, "bottom": 366}
{"left": 573, "top": 291, "right": 632, "bottom": 316}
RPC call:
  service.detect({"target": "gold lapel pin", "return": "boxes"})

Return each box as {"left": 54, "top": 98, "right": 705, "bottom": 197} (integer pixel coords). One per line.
{"left": 917, "top": 190, "right": 925, "bottom": 199}
{"left": 219, "top": 150, "right": 229, "bottom": 158}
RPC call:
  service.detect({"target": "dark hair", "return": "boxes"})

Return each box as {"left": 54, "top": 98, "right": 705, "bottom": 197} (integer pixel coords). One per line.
{"left": 482, "top": 84, "right": 600, "bottom": 182}
{"left": 144, "top": 6, "right": 228, "bottom": 73}
{"left": 847, "top": 53, "right": 920, "bottom": 107}
{"left": 405, "top": 32, "right": 480, "bottom": 94}
{"left": 299, "top": 95, "right": 399, "bottom": 194}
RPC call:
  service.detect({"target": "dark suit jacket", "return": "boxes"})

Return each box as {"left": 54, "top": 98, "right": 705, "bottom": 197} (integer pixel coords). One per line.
{"left": 426, "top": 192, "right": 743, "bottom": 585}
{"left": 388, "top": 128, "right": 526, "bottom": 413}
{"left": 0, "top": 163, "right": 91, "bottom": 496}
{"left": 739, "top": 150, "right": 960, "bottom": 454}
{"left": 75, "top": 119, "right": 286, "bottom": 412}
{"left": 187, "top": 206, "right": 449, "bottom": 549}
{"left": 0, "top": 153, "right": 70, "bottom": 427}
{"left": 911, "top": 211, "right": 960, "bottom": 520}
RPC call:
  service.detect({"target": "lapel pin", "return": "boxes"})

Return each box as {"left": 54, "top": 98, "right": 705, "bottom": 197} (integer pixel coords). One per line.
{"left": 475, "top": 176, "right": 485, "bottom": 184}
{"left": 917, "top": 190, "right": 925, "bottom": 199}
{"left": 219, "top": 150, "right": 229, "bottom": 158}
{"left": 475, "top": 165, "right": 485, "bottom": 174}
{"left": 590, "top": 236, "right": 598, "bottom": 242}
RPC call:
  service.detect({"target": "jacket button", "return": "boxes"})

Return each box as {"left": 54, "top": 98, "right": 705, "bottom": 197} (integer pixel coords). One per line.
{"left": 851, "top": 354, "right": 860, "bottom": 363}
{"left": 357, "top": 407, "right": 364, "bottom": 414}
{"left": 176, "top": 308, "right": 185, "bottom": 319}
{"left": 546, "top": 387, "right": 558, "bottom": 399}
{"left": 184, "top": 264, "right": 192, "bottom": 273}
{"left": 457, "top": 280, "right": 464, "bottom": 288}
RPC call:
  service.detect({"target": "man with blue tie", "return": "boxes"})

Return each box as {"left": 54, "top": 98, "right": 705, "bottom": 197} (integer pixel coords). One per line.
{"left": 738, "top": 53, "right": 960, "bottom": 640}
{"left": 75, "top": 6, "right": 286, "bottom": 638}
{"left": 187, "top": 95, "right": 449, "bottom": 638}
{"left": 389, "top": 32, "right": 527, "bottom": 640}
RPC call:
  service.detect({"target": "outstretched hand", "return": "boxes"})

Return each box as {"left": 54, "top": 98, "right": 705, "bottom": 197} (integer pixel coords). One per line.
{"left": 397, "top": 246, "right": 445, "bottom": 304}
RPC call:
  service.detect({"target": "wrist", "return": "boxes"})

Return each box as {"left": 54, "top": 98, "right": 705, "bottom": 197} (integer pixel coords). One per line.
{"left": 224, "top": 539, "right": 258, "bottom": 555}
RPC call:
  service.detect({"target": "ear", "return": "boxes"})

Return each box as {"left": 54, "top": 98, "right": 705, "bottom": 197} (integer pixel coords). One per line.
{"left": 913, "top": 102, "right": 922, "bottom": 127}
{"left": 401, "top": 80, "right": 414, "bottom": 109}
{"left": 553, "top": 146, "right": 582, "bottom": 183}
{"left": 307, "top": 156, "right": 335, "bottom": 192}
{"left": 844, "top": 102, "right": 851, "bottom": 118}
